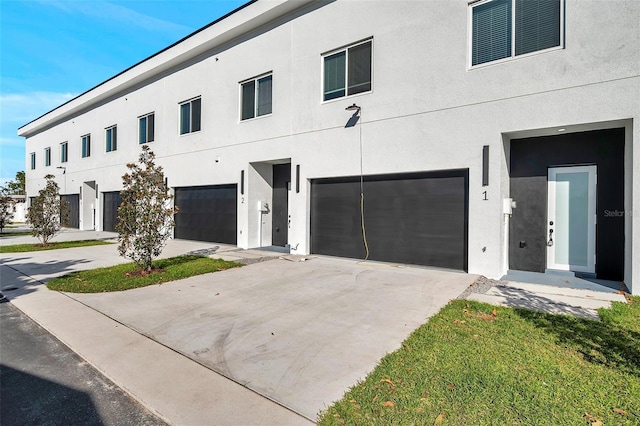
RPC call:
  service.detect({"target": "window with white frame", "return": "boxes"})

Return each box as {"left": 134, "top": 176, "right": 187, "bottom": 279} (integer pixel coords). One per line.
{"left": 323, "top": 39, "right": 372, "bottom": 101}
{"left": 139, "top": 112, "right": 155, "bottom": 144}
{"left": 81, "top": 134, "right": 91, "bottom": 158}
{"left": 44, "top": 147, "right": 51, "bottom": 166}
{"left": 106, "top": 125, "right": 117, "bottom": 152}
{"left": 179, "top": 97, "right": 201, "bottom": 135}
{"left": 470, "top": 0, "right": 562, "bottom": 67}
{"left": 30, "top": 152, "right": 36, "bottom": 170}
{"left": 241, "top": 74, "right": 272, "bottom": 120}
{"left": 60, "top": 142, "right": 68, "bottom": 163}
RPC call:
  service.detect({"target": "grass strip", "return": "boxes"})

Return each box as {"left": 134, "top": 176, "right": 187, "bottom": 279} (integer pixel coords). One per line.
{"left": 47, "top": 255, "right": 240, "bottom": 293}
{"left": 0, "top": 240, "right": 113, "bottom": 253}
{"left": 318, "top": 297, "right": 640, "bottom": 425}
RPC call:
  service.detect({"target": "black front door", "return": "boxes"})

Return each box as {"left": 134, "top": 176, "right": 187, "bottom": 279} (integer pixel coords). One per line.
{"left": 272, "top": 164, "right": 290, "bottom": 247}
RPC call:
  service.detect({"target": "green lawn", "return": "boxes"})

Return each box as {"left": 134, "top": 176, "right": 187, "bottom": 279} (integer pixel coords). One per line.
{"left": 318, "top": 297, "right": 640, "bottom": 425}
{"left": 0, "top": 240, "right": 113, "bottom": 253}
{"left": 47, "top": 255, "right": 240, "bottom": 293}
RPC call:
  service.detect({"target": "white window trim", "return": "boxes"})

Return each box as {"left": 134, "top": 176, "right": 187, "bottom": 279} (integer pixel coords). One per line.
{"left": 178, "top": 96, "right": 201, "bottom": 136}
{"left": 138, "top": 112, "right": 155, "bottom": 144}
{"left": 81, "top": 134, "right": 91, "bottom": 158}
{"left": 60, "top": 142, "right": 68, "bottom": 163}
{"left": 467, "top": 0, "right": 565, "bottom": 70}
{"left": 321, "top": 37, "right": 374, "bottom": 104}
{"left": 239, "top": 72, "right": 273, "bottom": 122}
{"left": 105, "top": 125, "right": 117, "bottom": 152}
{"left": 30, "top": 152, "right": 36, "bottom": 170}
{"left": 44, "top": 147, "right": 51, "bottom": 167}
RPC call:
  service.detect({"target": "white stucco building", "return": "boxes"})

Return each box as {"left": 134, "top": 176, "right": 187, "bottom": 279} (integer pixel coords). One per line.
{"left": 19, "top": 0, "right": 640, "bottom": 294}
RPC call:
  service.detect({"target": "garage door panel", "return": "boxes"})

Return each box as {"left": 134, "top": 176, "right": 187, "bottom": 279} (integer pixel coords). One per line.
{"left": 310, "top": 178, "right": 364, "bottom": 259}
{"left": 103, "top": 191, "right": 122, "bottom": 232}
{"left": 174, "top": 185, "right": 237, "bottom": 244}
{"left": 311, "top": 170, "right": 468, "bottom": 270}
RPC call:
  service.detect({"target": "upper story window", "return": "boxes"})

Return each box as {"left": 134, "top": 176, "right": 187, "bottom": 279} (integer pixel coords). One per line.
{"left": 323, "top": 39, "right": 372, "bottom": 101}
{"left": 44, "top": 147, "right": 51, "bottom": 167}
{"left": 60, "top": 142, "right": 68, "bottom": 163}
{"left": 470, "top": 0, "right": 562, "bottom": 67}
{"left": 106, "top": 125, "right": 117, "bottom": 152}
{"left": 241, "top": 73, "right": 272, "bottom": 120}
{"left": 139, "top": 112, "right": 155, "bottom": 144}
{"left": 30, "top": 152, "right": 36, "bottom": 170}
{"left": 179, "top": 97, "right": 201, "bottom": 135}
{"left": 81, "top": 134, "right": 91, "bottom": 158}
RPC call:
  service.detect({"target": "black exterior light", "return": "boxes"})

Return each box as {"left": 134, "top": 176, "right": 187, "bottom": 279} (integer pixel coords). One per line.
{"left": 345, "top": 104, "right": 361, "bottom": 128}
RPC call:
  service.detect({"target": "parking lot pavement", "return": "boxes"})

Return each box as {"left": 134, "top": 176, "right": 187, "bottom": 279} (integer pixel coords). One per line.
{"left": 0, "top": 300, "right": 167, "bottom": 426}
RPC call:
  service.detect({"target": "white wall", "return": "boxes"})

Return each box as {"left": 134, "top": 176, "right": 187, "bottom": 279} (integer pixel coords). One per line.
{"left": 21, "top": 0, "right": 640, "bottom": 292}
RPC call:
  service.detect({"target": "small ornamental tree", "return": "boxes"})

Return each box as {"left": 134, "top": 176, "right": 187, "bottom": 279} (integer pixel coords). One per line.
{"left": 116, "top": 145, "right": 178, "bottom": 273}
{"left": 0, "top": 190, "right": 16, "bottom": 232}
{"left": 26, "top": 174, "right": 69, "bottom": 245}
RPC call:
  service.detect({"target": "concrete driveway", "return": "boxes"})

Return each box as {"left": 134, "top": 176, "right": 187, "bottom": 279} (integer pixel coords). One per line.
{"left": 1, "top": 236, "right": 477, "bottom": 421}
{"left": 66, "top": 257, "right": 475, "bottom": 419}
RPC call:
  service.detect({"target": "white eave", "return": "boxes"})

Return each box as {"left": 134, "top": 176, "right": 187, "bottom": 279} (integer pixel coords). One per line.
{"left": 18, "top": 0, "right": 315, "bottom": 138}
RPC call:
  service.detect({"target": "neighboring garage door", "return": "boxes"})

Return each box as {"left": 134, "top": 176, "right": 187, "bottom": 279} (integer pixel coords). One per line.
{"left": 61, "top": 194, "right": 79, "bottom": 229}
{"left": 103, "top": 191, "right": 122, "bottom": 232}
{"left": 311, "top": 170, "right": 468, "bottom": 270}
{"left": 174, "top": 184, "right": 237, "bottom": 244}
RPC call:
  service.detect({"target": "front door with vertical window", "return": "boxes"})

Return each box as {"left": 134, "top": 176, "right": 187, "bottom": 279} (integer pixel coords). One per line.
{"left": 546, "top": 165, "right": 596, "bottom": 273}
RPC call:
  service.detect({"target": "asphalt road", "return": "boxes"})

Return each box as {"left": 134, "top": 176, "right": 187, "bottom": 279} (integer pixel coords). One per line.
{"left": 0, "top": 297, "right": 167, "bottom": 426}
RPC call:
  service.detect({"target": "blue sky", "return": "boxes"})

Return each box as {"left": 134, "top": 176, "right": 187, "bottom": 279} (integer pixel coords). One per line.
{"left": 0, "top": 0, "right": 247, "bottom": 186}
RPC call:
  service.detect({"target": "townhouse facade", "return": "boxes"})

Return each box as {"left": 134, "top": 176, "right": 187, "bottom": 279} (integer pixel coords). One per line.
{"left": 19, "top": 0, "right": 640, "bottom": 294}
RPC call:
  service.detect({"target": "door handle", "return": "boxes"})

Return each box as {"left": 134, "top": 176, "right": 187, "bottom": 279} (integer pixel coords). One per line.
{"left": 547, "top": 228, "right": 554, "bottom": 247}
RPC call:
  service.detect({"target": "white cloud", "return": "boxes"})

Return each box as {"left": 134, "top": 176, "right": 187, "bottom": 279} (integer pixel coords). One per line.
{"left": 0, "top": 137, "right": 26, "bottom": 147}
{"left": 0, "top": 92, "right": 77, "bottom": 127}
{"left": 42, "top": 1, "right": 192, "bottom": 35}
{"left": 0, "top": 92, "right": 76, "bottom": 182}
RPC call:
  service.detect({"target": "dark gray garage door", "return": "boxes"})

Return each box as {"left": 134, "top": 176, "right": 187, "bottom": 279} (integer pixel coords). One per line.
{"left": 103, "top": 191, "right": 122, "bottom": 232}
{"left": 311, "top": 170, "right": 468, "bottom": 271}
{"left": 174, "top": 184, "right": 237, "bottom": 244}
{"left": 60, "top": 194, "right": 79, "bottom": 229}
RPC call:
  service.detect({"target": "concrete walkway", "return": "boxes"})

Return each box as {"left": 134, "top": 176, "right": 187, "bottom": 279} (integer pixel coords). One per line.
{"left": 1, "top": 232, "right": 477, "bottom": 423}
{"left": 464, "top": 277, "right": 627, "bottom": 321}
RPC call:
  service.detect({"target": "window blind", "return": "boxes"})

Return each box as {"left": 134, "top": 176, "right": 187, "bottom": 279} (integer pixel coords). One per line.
{"left": 347, "top": 41, "right": 372, "bottom": 96}
{"left": 257, "top": 75, "right": 272, "bottom": 117}
{"left": 472, "top": 0, "right": 512, "bottom": 66}
{"left": 324, "top": 51, "right": 346, "bottom": 101}
{"left": 515, "top": 0, "right": 561, "bottom": 56}
{"left": 241, "top": 81, "right": 255, "bottom": 120}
